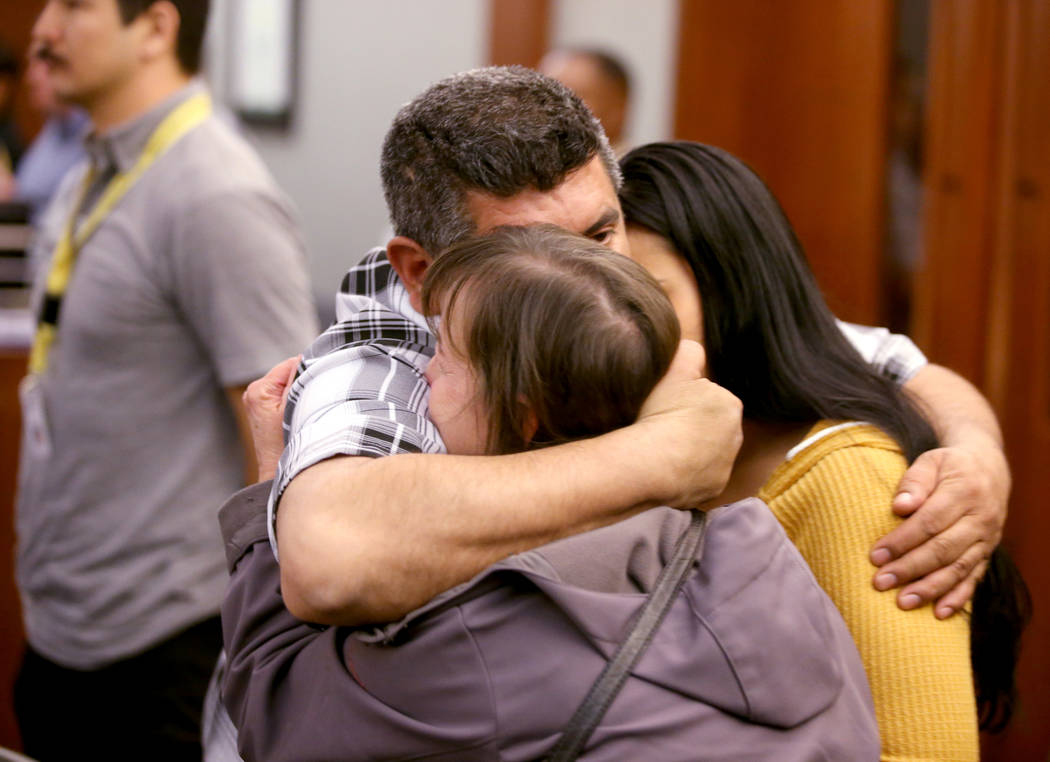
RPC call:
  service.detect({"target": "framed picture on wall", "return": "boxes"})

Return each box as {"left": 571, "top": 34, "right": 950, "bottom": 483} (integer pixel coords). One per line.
{"left": 227, "top": 0, "right": 300, "bottom": 128}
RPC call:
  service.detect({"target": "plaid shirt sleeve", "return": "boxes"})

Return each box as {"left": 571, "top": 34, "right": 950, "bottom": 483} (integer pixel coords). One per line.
{"left": 267, "top": 249, "right": 445, "bottom": 556}
{"left": 837, "top": 320, "right": 928, "bottom": 384}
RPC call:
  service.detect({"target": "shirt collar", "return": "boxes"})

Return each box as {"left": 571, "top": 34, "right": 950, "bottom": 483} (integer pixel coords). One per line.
{"left": 83, "top": 79, "right": 206, "bottom": 174}
{"left": 57, "top": 109, "right": 91, "bottom": 141}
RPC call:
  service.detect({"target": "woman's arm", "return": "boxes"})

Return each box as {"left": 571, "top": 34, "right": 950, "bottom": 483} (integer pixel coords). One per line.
{"left": 761, "top": 429, "right": 978, "bottom": 761}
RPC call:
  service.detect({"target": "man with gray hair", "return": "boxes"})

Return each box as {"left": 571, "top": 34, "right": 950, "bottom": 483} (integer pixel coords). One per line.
{"left": 267, "top": 65, "right": 1004, "bottom": 622}
{"left": 217, "top": 65, "right": 1008, "bottom": 756}
{"left": 380, "top": 65, "right": 624, "bottom": 256}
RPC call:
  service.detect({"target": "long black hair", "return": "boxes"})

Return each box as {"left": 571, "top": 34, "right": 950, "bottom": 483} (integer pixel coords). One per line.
{"left": 619, "top": 140, "right": 1029, "bottom": 732}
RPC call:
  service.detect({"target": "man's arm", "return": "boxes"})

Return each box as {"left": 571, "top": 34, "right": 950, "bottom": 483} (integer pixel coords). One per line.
{"left": 271, "top": 341, "right": 743, "bottom": 626}
{"left": 872, "top": 363, "right": 1009, "bottom": 618}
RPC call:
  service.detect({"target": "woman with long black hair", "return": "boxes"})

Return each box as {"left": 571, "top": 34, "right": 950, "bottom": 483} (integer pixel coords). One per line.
{"left": 619, "top": 141, "right": 1030, "bottom": 761}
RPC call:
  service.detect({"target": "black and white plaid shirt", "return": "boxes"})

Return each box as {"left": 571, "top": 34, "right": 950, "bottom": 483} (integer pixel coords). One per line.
{"left": 267, "top": 248, "right": 927, "bottom": 554}
{"left": 267, "top": 249, "right": 444, "bottom": 552}
{"left": 837, "top": 321, "right": 927, "bottom": 385}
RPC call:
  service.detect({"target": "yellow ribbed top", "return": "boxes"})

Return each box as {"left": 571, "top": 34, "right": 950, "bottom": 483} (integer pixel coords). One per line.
{"left": 759, "top": 422, "right": 978, "bottom": 762}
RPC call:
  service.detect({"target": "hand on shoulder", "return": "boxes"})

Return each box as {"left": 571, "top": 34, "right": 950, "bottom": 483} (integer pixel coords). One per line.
{"left": 870, "top": 440, "right": 1008, "bottom": 618}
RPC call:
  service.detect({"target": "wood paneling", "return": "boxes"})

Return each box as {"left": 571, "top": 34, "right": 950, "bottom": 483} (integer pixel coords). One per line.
{"left": 912, "top": 0, "right": 1005, "bottom": 384}
{"left": 0, "top": 351, "right": 25, "bottom": 751}
{"left": 3, "top": 0, "right": 46, "bottom": 144}
{"left": 979, "top": 1, "right": 1050, "bottom": 758}
{"left": 488, "top": 0, "right": 550, "bottom": 68}
{"left": 917, "top": 1, "right": 1049, "bottom": 758}
{"left": 674, "top": 0, "right": 894, "bottom": 326}
{"left": 675, "top": 1, "right": 1048, "bottom": 757}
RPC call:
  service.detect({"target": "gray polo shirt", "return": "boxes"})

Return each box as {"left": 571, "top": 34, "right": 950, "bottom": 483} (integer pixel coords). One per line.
{"left": 16, "top": 82, "right": 319, "bottom": 669}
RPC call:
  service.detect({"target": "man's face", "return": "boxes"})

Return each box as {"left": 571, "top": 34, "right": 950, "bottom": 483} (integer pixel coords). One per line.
{"left": 465, "top": 156, "right": 629, "bottom": 257}
{"left": 33, "top": 0, "right": 143, "bottom": 109}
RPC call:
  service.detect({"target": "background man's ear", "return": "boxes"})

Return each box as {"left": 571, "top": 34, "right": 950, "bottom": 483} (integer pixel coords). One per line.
{"left": 518, "top": 399, "right": 539, "bottom": 446}
{"left": 138, "top": 1, "right": 181, "bottom": 65}
{"left": 386, "top": 237, "right": 434, "bottom": 314}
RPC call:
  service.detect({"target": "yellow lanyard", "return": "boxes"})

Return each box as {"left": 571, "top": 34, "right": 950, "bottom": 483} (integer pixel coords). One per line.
{"left": 29, "top": 92, "right": 212, "bottom": 374}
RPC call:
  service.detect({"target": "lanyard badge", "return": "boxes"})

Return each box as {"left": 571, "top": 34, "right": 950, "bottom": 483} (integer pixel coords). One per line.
{"left": 27, "top": 92, "right": 212, "bottom": 375}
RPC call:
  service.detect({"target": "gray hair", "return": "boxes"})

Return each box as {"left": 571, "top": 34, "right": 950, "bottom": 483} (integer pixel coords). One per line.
{"left": 380, "top": 66, "right": 621, "bottom": 255}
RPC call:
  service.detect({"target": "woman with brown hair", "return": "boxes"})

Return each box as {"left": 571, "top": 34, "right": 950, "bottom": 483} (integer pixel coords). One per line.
{"left": 219, "top": 224, "right": 879, "bottom": 761}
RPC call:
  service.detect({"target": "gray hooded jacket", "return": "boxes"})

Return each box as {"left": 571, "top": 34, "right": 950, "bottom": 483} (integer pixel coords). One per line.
{"left": 220, "top": 482, "right": 879, "bottom": 761}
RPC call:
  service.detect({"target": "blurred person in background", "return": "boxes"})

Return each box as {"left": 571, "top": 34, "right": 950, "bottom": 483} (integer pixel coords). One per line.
{"left": 12, "top": 1, "right": 317, "bottom": 759}
{"left": 538, "top": 47, "right": 631, "bottom": 154}
{"left": 0, "top": 41, "right": 26, "bottom": 199}
{"left": 13, "top": 49, "right": 90, "bottom": 225}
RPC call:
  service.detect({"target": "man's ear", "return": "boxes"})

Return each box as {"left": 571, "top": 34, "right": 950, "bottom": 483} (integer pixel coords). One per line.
{"left": 387, "top": 236, "right": 434, "bottom": 314}
{"left": 518, "top": 399, "right": 539, "bottom": 447}
{"left": 136, "top": 1, "right": 180, "bottom": 66}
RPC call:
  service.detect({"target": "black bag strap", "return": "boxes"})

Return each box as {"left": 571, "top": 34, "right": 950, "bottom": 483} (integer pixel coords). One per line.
{"left": 545, "top": 510, "right": 708, "bottom": 762}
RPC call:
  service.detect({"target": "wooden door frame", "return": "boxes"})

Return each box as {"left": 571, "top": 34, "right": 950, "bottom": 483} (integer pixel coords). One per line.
{"left": 488, "top": 0, "right": 550, "bottom": 68}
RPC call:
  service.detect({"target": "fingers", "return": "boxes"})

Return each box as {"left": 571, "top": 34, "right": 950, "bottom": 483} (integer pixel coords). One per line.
{"left": 872, "top": 484, "right": 964, "bottom": 569}
{"left": 244, "top": 355, "right": 301, "bottom": 410}
{"left": 891, "top": 449, "right": 942, "bottom": 517}
{"left": 281, "top": 355, "right": 302, "bottom": 406}
{"left": 638, "top": 341, "right": 708, "bottom": 421}
{"left": 243, "top": 355, "right": 301, "bottom": 482}
{"left": 874, "top": 446, "right": 1004, "bottom": 572}
{"left": 891, "top": 545, "right": 989, "bottom": 616}
{"left": 873, "top": 521, "right": 990, "bottom": 605}
{"left": 932, "top": 558, "right": 988, "bottom": 619}
{"left": 868, "top": 442, "right": 1008, "bottom": 615}
{"left": 633, "top": 342, "right": 741, "bottom": 508}
{"left": 264, "top": 355, "right": 301, "bottom": 399}
{"left": 663, "top": 340, "right": 705, "bottom": 382}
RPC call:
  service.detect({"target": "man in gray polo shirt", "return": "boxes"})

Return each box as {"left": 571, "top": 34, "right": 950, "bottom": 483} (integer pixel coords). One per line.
{"left": 13, "top": 1, "right": 318, "bottom": 758}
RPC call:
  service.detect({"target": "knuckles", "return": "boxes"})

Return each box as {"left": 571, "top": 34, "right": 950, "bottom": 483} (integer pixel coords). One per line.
{"left": 949, "top": 556, "right": 973, "bottom": 583}
{"left": 928, "top": 533, "right": 957, "bottom": 566}
{"left": 914, "top": 509, "right": 946, "bottom": 541}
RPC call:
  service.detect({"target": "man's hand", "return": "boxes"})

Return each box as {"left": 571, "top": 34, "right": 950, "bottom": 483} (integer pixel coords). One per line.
{"left": 635, "top": 340, "right": 743, "bottom": 509}
{"left": 242, "top": 356, "right": 300, "bottom": 482}
{"left": 870, "top": 443, "right": 1009, "bottom": 618}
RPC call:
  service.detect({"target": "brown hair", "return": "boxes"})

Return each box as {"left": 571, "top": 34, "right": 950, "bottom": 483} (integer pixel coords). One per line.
{"left": 422, "top": 225, "right": 679, "bottom": 455}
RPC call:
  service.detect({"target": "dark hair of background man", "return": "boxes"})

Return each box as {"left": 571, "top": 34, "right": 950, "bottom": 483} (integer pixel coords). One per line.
{"left": 116, "top": 0, "right": 210, "bottom": 74}
{"left": 568, "top": 48, "right": 631, "bottom": 99}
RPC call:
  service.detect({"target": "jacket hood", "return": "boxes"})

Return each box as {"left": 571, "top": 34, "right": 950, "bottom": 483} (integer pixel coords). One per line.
{"left": 358, "top": 499, "right": 867, "bottom": 731}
